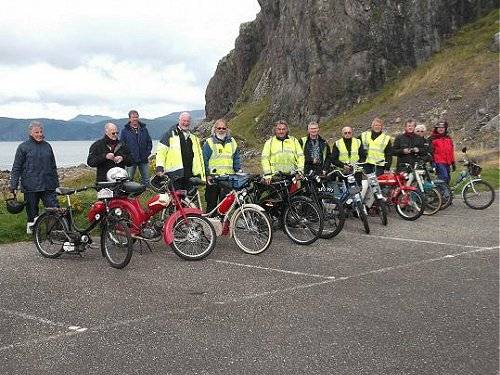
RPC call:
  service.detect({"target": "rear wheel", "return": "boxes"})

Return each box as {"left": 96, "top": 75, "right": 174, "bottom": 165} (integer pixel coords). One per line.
{"left": 377, "top": 199, "right": 388, "bottom": 226}
{"left": 395, "top": 190, "right": 424, "bottom": 221}
{"left": 422, "top": 188, "right": 442, "bottom": 216}
{"left": 318, "top": 194, "right": 345, "bottom": 239}
{"left": 463, "top": 180, "right": 495, "bottom": 209}
{"left": 232, "top": 207, "right": 272, "bottom": 255}
{"left": 33, "top": 213, "right": 68, "bottom": 258}
{"left": 101, "top": 218, "right": 133, "bottom": 269}
{"left": 171, "top": 214, "right": 216, "bottom": 260}
{"left": 282, "top": 197, "right": 323, "bottom": 245}
{"left": 355, "top": 201, "right": 370, "bottom": 234}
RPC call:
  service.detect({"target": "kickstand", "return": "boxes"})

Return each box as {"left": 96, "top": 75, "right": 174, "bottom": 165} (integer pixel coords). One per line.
{"left": 136, "top": 239, "right": 153, "bottom": 255}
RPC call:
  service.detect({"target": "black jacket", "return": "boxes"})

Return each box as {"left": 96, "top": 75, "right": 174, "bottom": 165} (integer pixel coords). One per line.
{"left": 10, "top": 137, "right": 59, "bottom": 192}
{"left": 300, "top": 135, "right": 331, "bottom": 174}
{"left": 392, "top": 132, "right": 427, "bottom": 170}
{"left": 87, "top": 137, "right": 132, "bottom": 182}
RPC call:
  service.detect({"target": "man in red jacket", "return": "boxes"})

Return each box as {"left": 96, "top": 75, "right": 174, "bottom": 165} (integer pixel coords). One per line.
{"left": 430, "top": 120, "right": 455, "bottom": 184}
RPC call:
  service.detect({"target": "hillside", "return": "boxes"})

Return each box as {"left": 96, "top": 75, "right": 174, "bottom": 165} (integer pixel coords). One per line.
{"left": 204, "top": 1, "right": 499, "bottom": 151}
{"left": 0, "top": 110, "right": 205, "bottom": 141}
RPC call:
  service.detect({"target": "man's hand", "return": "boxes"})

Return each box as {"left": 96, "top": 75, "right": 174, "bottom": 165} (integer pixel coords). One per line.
{"left": 105, "top": 152, "right": 115, "bottom": 160}
{"left": 263, "top": 177, "right": 272, "bottom": 185}
{"left": 413, "top": 147, "right": 419, "bottom": 153}
{"left": 9, "top": 188, "right": 16, "bottom": 196}
{"left": 155, "top": 171, "right": 164, "bottom": 176}
{"left": 403, "top": 148, "right": 411, "bottom": 154}
{"left": 114, "top": 155, "right": 123, "bottom": 164}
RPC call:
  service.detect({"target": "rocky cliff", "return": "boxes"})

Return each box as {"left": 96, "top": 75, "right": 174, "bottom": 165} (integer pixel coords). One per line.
{"left": 205, "top": 0, "right": 499, "bottom": 132}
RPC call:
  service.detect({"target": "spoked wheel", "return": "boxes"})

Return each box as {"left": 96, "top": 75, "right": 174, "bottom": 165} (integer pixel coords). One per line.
{"left": 462, "top": 180, "right": 495, "bottom": 209}
{"left": 355, "top": 201, "right": 370, "bottom": 234}
{"left": 33, "top": 213, "right": 68, "bottom": 258}
{"left": 318, "top": 195, "right": 345, "bottom": 239}
{"left": 171, "top": 213, "right": 216, "bottom": 260}
{"left": 231, "top": 207, "right": 273, "bottom": 255}
{"left": 377, "top": 199, "right": 388, "bottom": 226}
{"left": 395, "top": 190, "right": 424, "bottom": 221}
{"left": 422, "top": 188, "right": 442, "bottom": 216}
{"left": 282, "top": 197, "right": 323, "bottom": 245}
{"left": 101, "top": 218, "right": 133, "bottom": 269}
{"left": 435, "top": 182, "right": 452, "bottom": 210}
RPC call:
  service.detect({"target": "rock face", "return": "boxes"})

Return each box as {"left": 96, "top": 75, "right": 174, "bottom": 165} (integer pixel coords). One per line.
{"left": 205, "top": 0, "right": 498, "bottom": 129}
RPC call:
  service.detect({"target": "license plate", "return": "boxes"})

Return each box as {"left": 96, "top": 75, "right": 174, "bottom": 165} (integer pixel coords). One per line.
{"left": 97, "top": 188, "right": 113, "bottom": 199}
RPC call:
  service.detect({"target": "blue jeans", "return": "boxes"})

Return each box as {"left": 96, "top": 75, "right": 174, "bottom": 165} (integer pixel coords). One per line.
{"left": 127, "top": 163, "right": 150, "bottom": 185}
{"left": 24, "top": 190, "right": 59, "bottom": 222}
{"left": 434, "top": 163, "right": 451, "bottom": 184}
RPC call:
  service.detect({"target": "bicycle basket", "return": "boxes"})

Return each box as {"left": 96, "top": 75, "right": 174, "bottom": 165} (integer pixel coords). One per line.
{"left": 469, "top": 163, "right": 482, "bottom": 176}
{"left": 225, "top": 174, "right": 251, "bottom": 190}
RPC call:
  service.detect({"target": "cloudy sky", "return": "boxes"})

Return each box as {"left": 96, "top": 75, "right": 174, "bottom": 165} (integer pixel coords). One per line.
{"left": 0, "top": 0, "right": 260, "bottom": 120}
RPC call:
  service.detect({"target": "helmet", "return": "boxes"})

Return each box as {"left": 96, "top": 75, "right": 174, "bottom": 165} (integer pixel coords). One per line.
{"left": 106, "top": 167, "right": 129, "bottom": 182}
{"left": 5, "top": 197, "right": 25, "bottom": 214}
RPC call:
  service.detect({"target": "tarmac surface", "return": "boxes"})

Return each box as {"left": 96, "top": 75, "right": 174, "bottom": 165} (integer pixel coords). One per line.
{"left": 0, "top": 195, "right": 498, "bottom": 374}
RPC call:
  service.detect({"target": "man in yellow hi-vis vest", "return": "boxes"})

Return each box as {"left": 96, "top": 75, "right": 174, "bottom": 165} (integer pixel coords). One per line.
{"left": 261, "top": 120, "right": 304, "bottom": 182}
{"left": 359, "top": 117, "right": 392, "bottom": 176}
{"left": 202, "top": 119, "right": 241, "bottom": 212}
{"left": 331, "top": 126, "right": 366, "bottom": 184}
{"left": 155, "top": 112, "right": 205, "bottom": 188}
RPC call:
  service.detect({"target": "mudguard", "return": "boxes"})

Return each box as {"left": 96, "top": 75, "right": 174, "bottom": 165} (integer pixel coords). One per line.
{"left": 162, "top": 207, "right": 204, "bottom": 245}
{"left": 400, "top": 185, "right": 418, "bottom": 191}
{"left": 108, "top": 198, "right": 147, "bottom": 234}
{"left": 461, "top": 178, "right": 483, "bottom": 196}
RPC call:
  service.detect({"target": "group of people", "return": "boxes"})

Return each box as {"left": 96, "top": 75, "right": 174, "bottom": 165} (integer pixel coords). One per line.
{"left": 8, "top": 113, "right": 455, "bottom": 234}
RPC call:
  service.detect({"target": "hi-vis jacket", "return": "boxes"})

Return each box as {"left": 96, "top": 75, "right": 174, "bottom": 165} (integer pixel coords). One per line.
{"left": 202, "top": 135, "right": 241, "bottom": 176}
{"left": 360, "top": 130, "right": 391, "bottom": 166}
{"left": 335, "top": 138, "right": 361, "bottom": 164}
{"left": 156, "top": 124, "right": 205, "bottom": 179}
{"left": 261, "top": 136, "right": 304, "bottom": 176}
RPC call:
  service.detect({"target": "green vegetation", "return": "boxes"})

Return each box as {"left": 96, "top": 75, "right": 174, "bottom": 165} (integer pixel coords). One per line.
{"left": 228, "top": 97, "right": 270, "bottom": 149}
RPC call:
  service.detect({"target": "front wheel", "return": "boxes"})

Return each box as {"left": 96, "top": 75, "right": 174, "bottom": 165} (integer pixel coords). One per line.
{"left": 355, "top": 201, "right": 370, "bottom": 234}
{"left": 282, "top": 197, "right": 323, "bottom": 245}
{"left": 33, "top": 213, "right": 68, "bottom": 258}
{"left": 171, "top": 214, "right": 216, "bottom": 260}
{"left": 101, "top": 218, "right": 133, "bottom": 269}
{"left": 395, "top": 190, "right": 424, "bottom": 221}
{"left": 422, "top": 187, "right": 442, "bottom": 216}
{"left": 318, "top": 194, "right": 345, "bottom": 239}
{"left": 462, "top": 180, "right": 495, "bottom": 209}
{"left": 377, "top": 199, "right": 388, "bottom": 226}
{"left": 231, "top": 207, "right": 272, "bottom": 255}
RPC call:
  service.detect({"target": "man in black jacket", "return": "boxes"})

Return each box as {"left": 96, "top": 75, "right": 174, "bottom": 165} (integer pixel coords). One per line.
{"left": 300, "top": 122, "right": 331, "bottom": 175}
{"left": 87, "top": 123, "right": 132, "bottom": 182}
{"left": 392, "top": 119, "right": 427, "bottom": 171}
{"left": 9, "top": 121, "right": 59, "bottom": 234}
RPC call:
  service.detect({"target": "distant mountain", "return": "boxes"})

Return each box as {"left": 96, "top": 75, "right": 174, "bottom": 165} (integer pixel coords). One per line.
{"left": 0, "top": 110, "right": 205, "bottom": 141}
{"left": 69, "top": 114, "right": 113, "bottom": 123}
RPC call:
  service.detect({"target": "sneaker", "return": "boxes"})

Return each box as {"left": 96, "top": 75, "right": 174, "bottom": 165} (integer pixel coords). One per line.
{"left": 26, "top": 222, "right": 34, "bottom": 235}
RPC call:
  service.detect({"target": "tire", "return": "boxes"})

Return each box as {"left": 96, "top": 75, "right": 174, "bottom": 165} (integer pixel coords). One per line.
{"left": 422, "top": 187, "right": 442, "bottom": 216}
{"left": 33, "top": 213, "right": 68, "bottom": 258}
{"left": 318, "top": 194, "right": 345, "bottom": 239}
{"left": 232, "top": 207, "right": 272, "bottom": 255}
{"left": 355, "top": 201, "right": 370, "bottom": 234}
{"left": 171, "top": 213, "right": 216, "bottom": 260}
{"left": 462, "top": 180, "right": 495, "bottom": 210}
{"left": 282, "top": 197, "right": 323, "bottom": 245}
{"left": 435, "top": 182, "right": 452, "bottom": 210}
{"left": 101, "top": 218, "right": 133, "bottom": 269}
{"left": 377, "top": 199, "right": 388, "bottom": 226}
{"left": 395, "top": 190, "right": 424, "bottom": 221}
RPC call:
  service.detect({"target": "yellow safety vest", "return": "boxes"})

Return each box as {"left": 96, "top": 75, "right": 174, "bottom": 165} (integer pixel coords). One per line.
{"left": 206, "top": 137, "right": 237, "bottom": 175}
{"left": 261, "top": 136, "right": 304, "bottom": 176}
{"left": 335, "top": 138, "right": 361, "bottom": 163}
{"left": 360, "top": 131, "right": 390, "bottom": 166}
{"left": 156, "top": 129, "right": 205, "bottom": 179}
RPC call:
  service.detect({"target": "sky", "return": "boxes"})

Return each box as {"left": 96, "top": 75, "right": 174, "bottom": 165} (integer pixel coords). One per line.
{"left": 0, "top": 0, "right": 260, "bottom": 120}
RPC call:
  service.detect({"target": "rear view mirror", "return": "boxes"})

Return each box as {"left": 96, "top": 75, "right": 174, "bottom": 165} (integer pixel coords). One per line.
{"left": 461, "top": 147, "right": 467, "bottom": 153}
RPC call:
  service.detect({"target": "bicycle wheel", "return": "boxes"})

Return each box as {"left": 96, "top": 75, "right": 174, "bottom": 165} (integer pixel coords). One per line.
{"left": 463, "top": 180, "right": 495, "bottom": 210}
{"left": 101, "top": 218, "right": 133, "bottom": 269}
{"left": 319, "top": 194, "right": 345, "bottom": 239}
{"left": 33, "top": 213, "right": 68, "bottom": 258}
{"left": 377, "top": 199, "right": 388, "bottom": 226}
{"left": 171, "top": 213, "right": 216, "bottom": 260}
{"left": 435, "top": 182, "right": 452, "bottom": 210}
{"left": 282, "top": 197, "right": 323, "bottom": 245}
{"left": 355, "top": 201, "right": 370, "bottom": 234}
{"left": 422, "top": 188, "right": 442, "bottom": 216}
{"left": 232, "top": 207, "right": 272, "bottom": 255}
{"left": 395, "top": 190, "right": 424, "bottom": 221}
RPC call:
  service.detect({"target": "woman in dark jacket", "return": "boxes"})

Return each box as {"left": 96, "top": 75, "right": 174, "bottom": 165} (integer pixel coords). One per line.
{"left": 430, "top": 120, "right": 455, "bottom": 184}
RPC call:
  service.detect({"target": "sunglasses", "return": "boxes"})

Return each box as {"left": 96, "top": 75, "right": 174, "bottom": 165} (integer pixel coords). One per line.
{"left": 110, "top": 132, "right": 118, "bottom": 135}
{"left": 415, "top": 130, "right": 425, "bottom": 132}
{"left": 343, "top": 131, "right": 352, "bottom": 134}
{"left": 216, "top": 127, "right": 227, "bottom": 130}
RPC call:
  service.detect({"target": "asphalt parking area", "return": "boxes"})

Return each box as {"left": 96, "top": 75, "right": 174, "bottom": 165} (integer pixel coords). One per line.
{"left": 0, "top": 196, "right": 498, "bottom": 374}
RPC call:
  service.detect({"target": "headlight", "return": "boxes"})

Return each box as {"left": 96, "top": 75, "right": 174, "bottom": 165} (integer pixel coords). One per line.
{"left": 113, "top": 208, "right": 123, "bottom": 216}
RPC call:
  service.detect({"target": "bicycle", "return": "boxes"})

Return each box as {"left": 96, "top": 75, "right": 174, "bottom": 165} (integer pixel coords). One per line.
{"left": 33, "top": 181, "right": 135, "bottom": 269}
{"left": 402, "top": 160, "right": 442, "bottom": 216}
{"left": 205, "top": 173, "right": 273, "bottom": 255}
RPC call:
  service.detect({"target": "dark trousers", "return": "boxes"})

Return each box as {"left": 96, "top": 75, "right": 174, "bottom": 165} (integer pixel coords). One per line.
{"left": 434, "top": 163, "right": 451, "bottom": 184}
{"left": 24, "top": 191, "right": 58, "bottom": 222}
{"left": 363, "top": 164, "right": 385, "bottom": 177}
{"left": 205, "top": 183, "right": 229, "bottom": 214}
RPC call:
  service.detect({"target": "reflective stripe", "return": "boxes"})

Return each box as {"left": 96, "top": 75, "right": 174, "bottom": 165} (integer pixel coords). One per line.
{"left": 261, "top": 136, "right": 304, "bottom": 175}
{"left": 207, "top": 138, "right": 237, "bottom": 175}
{"left": 336, "top": 138, "right": 361, "bottom": 163}
{"left": 361, "top": 131, "right": 390, "bottom": 166}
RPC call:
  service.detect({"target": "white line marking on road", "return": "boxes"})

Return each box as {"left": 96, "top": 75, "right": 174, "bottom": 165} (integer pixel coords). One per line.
{"left": 211, "top": 259, "right": 335, "bottom": 280}
{"left": 0, "top": 331, "right": 80, "bottom": 352}
{"left": 0, "top": 307, "right": 68, "bottom": 328}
